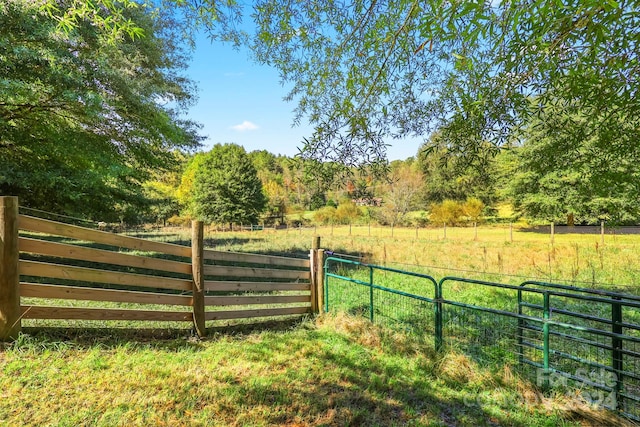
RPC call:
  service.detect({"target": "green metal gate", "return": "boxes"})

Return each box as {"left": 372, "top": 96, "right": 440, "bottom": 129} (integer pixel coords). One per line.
{"left": 324, "top": 256, "right": 640, "bottom": 422}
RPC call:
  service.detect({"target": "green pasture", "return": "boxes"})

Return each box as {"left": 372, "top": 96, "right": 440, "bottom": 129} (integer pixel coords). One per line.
{"left": 4, "top": 224, "right": 638, "bottom": 426}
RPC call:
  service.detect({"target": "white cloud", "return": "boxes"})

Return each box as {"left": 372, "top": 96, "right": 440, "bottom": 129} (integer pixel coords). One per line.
{"left": 231, "top": 120, "right": 259, "bottom": 131}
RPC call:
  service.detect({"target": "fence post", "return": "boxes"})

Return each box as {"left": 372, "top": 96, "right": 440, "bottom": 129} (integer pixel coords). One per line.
{"left": 191, "top": 220, "right": 206, "bottom": 338}
{"left": 435, "top": 279, "right": 443, "bottom": 352}
{"left": 612, "top": 296, "right": 623, "bottom": 410}
{"left": 310, "top": 236, "right": 325, "bottom": 313}
{"left": 0, "top": 196, "right": 20, "bottom": 341}
{"left": 310, "top": 237, "right": 319, "bottom": 313}
{"left": 368, "top": 266, "right": 374, "bottom": 323}
{"left": 542, "top": 291, "right": 551, "bottom": 388}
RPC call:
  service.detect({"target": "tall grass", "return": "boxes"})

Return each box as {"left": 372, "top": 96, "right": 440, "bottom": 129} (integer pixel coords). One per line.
{"left": 186, "top": 224, "right": 640, "bottom": 292}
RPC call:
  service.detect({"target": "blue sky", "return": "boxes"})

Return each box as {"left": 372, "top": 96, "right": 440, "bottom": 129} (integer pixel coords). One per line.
{"left": 185, "top": 34, "right": 424, "bottom": 161}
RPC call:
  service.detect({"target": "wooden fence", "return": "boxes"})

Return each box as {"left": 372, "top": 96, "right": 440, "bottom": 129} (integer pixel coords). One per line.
{"left": 0, "top": 197, "right": 324, "bottom": 341}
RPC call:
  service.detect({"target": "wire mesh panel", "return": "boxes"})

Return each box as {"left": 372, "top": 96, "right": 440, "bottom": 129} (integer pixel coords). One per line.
{"left": 324, "top": 258, "right": 640, "bottom": 422}
{"left": 439, "top": 278, "right": 538, "bottom": 373}
{"left": 324, "top": 257, "right": 437, "bottom": 343}
{"left": 518, "top": 282, "right": 640, "bottom": 419}
{"left": 371, "top": 287, "right": 434, "bottom": 335}
{"left": 441, "top": 303, "right": 525, "bottom": 368}
{"left": 325, "top": 274, "right": 372, "bottom": 318}
{"left": 623, "top": 339, "right": 640, "bottom": 420}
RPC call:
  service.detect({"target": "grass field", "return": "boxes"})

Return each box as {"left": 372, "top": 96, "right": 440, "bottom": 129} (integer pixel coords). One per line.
{"left": 191, "top": 223, "right": 640, "bottom": 292}
{"left": 5, "top": 224, "right": 640, "bottom": 426}
{"left": 1, "top": 314, "right": 622, "bottom": 426}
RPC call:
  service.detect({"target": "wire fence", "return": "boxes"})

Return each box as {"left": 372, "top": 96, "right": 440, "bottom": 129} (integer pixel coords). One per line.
{"left": 324, "top": 256, "right": 640, "bottom": 422}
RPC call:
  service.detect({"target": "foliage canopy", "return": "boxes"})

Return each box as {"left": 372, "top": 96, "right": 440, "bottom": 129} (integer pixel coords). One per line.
{"left": 246, "top": 0, "right": 640, "bottom": 164}
{"left": 0, "top": 0, "right": 201, "bottom": 220}
{"left": 508, "top": 107, "right": 640, "bottom": 224}
{"left": 45, "top": 1, "right": 640, "bottom": 165}
{"left": 192, "top": 144, "right": 267, "bottom": 225}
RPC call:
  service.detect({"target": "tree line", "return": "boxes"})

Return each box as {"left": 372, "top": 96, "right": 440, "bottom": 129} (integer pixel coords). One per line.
{"left": 69, "top": 133, "right": 638, "bottom": 228}
{"left": 2, "top": 1, "right": 638, "bottom": 227}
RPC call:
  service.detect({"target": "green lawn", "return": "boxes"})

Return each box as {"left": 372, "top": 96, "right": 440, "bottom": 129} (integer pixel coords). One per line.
{"left": 1, "top": 314, "right": 610, "bottom": 426}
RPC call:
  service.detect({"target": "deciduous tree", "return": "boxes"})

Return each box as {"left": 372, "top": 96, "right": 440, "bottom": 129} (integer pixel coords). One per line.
{"left": 378, "top": 161, "right": 423, "bottom": 226}
{"left": 245, "top": 1, "right": 640, "bottom": 164}
{"left": 43, "top": 1, "right": 640, "bottom": 166}
{"left": 192, "top": 144, "right": 267, "bottom": 225}
{"left": 0, "top": 1, "right": 201, "bottom": 219}
{"left": 417, "top": 134, "right": 497, "bottom": 206}
{"left": 508, "top": 107, "right": 640, "bottom": 224}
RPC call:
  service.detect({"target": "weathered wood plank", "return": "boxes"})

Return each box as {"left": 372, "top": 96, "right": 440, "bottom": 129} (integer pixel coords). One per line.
{"left": 20, "top": 283, "right": 192, "bottom": 306}
{"left": 205, "top": 295, "right": 311, "bottom": 306}
{"left": 21, "top": 306, "right": 192, "bottom": 321}
{"left": 204, "top": 306, "right": 310, "bottom": 321}
{"left": 18, "top": 215, "right": 191, "bottom": 258}
{"left": 204, "top": 281, "right": 310, "bottom": 292}
{"left": 0, "top": 197, "right": 20, "bottom": 340}
{"left": 203, "top": 265, "right": 310, "bottom": 280}
{"left": 203, "top": 249, "right": 309, "bottom": 268}
{"left": 19, "top": 238, "right": 192, "bottom": 275}
{"left": 19, "top": 260, "right": 192, "bottom": 291}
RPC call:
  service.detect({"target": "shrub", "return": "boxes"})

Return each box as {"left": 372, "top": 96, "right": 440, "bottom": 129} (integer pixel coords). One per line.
{"left": 411, "top": 212, "right": 430, "bottom": 227}
{"left": 463, "top": 197, "right": 485, "bottom": 223}
{"left": 429, "top": 200, "right": 464, "bottom": 226}
{"left": 335, "top": 200, "right": 361, "bottom": 224}
{"left": 314, "top": 206, "right": 337, "bottom": 225}
{"left": 166, "top": 215, "right": 191, "bottom": 227}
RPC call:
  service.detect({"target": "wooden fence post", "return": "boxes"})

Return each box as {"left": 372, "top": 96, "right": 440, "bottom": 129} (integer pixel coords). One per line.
{"left": 191, "top": 220, "right": 206, "bottom": 337}
{"left": 310, "top": 236, "right": 324, "bottom": 313}
{"left": 0, "top": 196, "right": 20, "bottom": 341}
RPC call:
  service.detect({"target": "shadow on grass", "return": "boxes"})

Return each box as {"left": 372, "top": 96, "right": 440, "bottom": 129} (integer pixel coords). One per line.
{"left": 7, "top": 315, "right": 602, "bottom": 426}
{"left": 18, "top": 317, "right": 306, "bottom": 350}
{"left": 216, "top": 327, "right": 538, "bottom": 426}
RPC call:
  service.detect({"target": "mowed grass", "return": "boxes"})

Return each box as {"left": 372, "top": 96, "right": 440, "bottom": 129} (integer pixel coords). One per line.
{"left": 0, "top": 314, "right": 614, "bottom": 427}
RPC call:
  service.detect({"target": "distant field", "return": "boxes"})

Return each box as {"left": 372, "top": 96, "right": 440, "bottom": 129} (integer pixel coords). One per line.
{"left": 155, "top": 223, "right": 640, "bottom": 293}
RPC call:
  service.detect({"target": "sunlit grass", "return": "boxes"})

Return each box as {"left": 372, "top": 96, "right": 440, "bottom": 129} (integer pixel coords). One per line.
{"left": 0, "top": 314, "right": 611, "bottom": 426}
{"left": 7, "top": 224, "right": 639, "bottom": 426}
{"left": 179, "top": 224, "right": 640, "bottom": 293}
